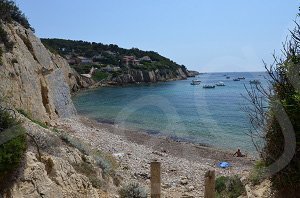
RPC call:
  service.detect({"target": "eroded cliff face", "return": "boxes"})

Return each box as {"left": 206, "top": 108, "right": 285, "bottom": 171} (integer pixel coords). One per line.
{"left": 113, "top": 68, "right": 188, "bottom": 84}
{"left": 0, "top": 22, "right": 89, "bottom": 122}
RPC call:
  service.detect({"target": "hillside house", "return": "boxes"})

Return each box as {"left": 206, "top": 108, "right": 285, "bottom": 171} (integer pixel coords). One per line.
{"left": 123, "top": 56, "right": 140, "bottom": 66}
{"left": 139, "top": 56, "right": 152, "bottom": 62}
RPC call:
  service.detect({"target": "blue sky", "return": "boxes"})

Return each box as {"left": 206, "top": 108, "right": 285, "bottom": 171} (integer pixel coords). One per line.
{"left": 15, "top": 0, "right": 299, "bottom": 72}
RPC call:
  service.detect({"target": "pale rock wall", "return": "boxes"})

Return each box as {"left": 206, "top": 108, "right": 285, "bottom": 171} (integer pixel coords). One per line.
{"left": 0, "top": 22, "right": 89, "bottom": 122}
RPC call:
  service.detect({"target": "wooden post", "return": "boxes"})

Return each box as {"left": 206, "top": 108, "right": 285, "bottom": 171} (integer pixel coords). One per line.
{"left": 204, "top": 170, "right": 215, "bottom": 198}
{"left": 151, "top": 161, "right": 161, "bottom": 198}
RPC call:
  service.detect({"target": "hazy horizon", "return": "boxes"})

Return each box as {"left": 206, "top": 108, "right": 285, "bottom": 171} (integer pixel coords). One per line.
{"left": 16, "top": 0, "right": 299, "bottom": 72}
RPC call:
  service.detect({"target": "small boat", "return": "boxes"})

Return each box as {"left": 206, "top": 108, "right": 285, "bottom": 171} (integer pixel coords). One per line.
{"left": 238, "top": 77, "right": 245, "bottom": 80}
{"left": 191, "top": 80, "right": 201, "bottom": 85}
{"left": 226, "top": 76, "right": 230, "bottom": 79}
{"left": 216, "top": 82, "right": 225, "bottom": 86}
{"left": 233, "top": 78, "right": 240, "bottom": 81}
{"left": 249, "top": 80, "right": 261, "bottom": 84}
{"left": 203, "top": 84, "right": 215, "bottom": 89}
{"left": 193, "top": 79, "right": 201, "bottom": 82}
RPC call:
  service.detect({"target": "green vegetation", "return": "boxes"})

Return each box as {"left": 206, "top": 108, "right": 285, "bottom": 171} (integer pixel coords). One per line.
{"left": 0, "top": 0, "right": 33, "bottom": 31}
{"left": 60, "top": 132, "right": 118, "bottom": 177}
{"left": 0, "top": 24, "right": 13, "bottom": 51}
{"left": 248, "top": 161, "right": 266, "bottom": 186}
{"left": 17, "top": 109, "right": 48, "bottom": 129}
{"left": 72, "top": 161, "right": 103, "bottom": 188}
{"left": 119, "top": 183, "right": 147, "bottom": 198}
{"left": 41, "top": 38, "right": 185, "bottom": 72}
{"left": 92, "top": 71, "right": 109, "bottom": 81}
{"left": 0, "top": 0, "right": 34, "bottom": 66}
{"left": 215, "top": 175, "right": 246, "bottom": 198}
{"left": 60, "top": 133, "right": 90, "bottom": 155}
{"left": 245, "top": 7, "right": 300, "bottom": 196}
{"left": 0, "top": 105, "right": 27, "bottom": 188}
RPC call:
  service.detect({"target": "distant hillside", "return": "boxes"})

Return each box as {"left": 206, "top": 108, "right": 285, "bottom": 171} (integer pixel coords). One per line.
{"left": 41, "top": 38, "right": 186, "bottom": 72}
{"left": 41, "top": 38, "right": 198, "bottom": 84}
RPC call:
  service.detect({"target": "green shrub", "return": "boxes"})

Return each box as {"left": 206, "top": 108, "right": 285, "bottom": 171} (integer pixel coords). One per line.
{"left": 249, "top": 161, "right": 266, "bottom": 186}
{"left": 215, "top": 175, "right": 246, "bottom": 198}
{"left": 72, "top": 161, "right": 103, "bottom": 188}
{"left": 92, "top": 71, "right": 109, "bottom": 81}
{"left": 0, "top": 107, "right": 27, "bottom": 187}
{"left": 17, "top": 109, "right": 48, "bottom": 129}
{"left": 93, "top": 150, "right": 118, "bottom": 176}
{"left": 0, "top": 24, "right": 14, "bottom": 52}
{"left": 119, "top": 183, "right": 147, "bottom": 198}
{"left": 60, "top": 133, "right": 90, "bottom": 155}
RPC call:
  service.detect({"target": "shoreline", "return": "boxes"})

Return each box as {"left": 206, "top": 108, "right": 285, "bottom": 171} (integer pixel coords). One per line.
{"left": 82, "top": 115, "right": 258, "bottom": 157}
{"left": 80, "top": 116, "right": 257, "bottom": 165}
{"left": 55, "top": 116, "right": 256, "bottom": 197}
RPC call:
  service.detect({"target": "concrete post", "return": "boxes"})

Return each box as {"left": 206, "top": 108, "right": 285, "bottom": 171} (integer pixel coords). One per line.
{"left": 204, "top": 170, "right": 215, "bottom": 198}
{"left": 151, "top": 161, "right": 161, "bottom": 198}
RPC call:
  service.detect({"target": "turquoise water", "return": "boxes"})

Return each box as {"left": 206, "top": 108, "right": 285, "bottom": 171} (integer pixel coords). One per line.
{"left": 73, "top": 72, "right": 268, "bottom": 153}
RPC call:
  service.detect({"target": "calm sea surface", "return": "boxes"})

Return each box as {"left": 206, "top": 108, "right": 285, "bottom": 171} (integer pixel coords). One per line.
{"left": 73, "top": 72, "right": 268, "bottom": 153}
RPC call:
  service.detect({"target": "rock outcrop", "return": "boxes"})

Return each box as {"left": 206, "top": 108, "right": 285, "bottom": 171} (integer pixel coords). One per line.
{"left": 0, "top": 22, "right": 92, "bottom": 123}
{"left": 112, "top": 67, "right": 188, "bottom": 84}
{"left": 1, "top": 116, "right": 116, "bottom": 198}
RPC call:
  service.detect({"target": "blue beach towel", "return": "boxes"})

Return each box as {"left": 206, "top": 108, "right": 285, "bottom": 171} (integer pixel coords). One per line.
{"left": 217, "top": 162, "right": 231, "bottom": 168}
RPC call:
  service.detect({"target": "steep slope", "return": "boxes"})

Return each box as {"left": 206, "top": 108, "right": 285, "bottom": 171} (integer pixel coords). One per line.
{"left": 0, "top": 22, "right": 91, "bottom": 123}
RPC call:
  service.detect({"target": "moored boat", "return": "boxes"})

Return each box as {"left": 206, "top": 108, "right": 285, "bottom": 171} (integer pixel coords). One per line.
{"left": 203, "top": 84, "right": 215, "bottom": 89}
{"left": 191, "top": 80, "right": 201, "bottom": 85}
{"left": 216, "top": 81, "right": 225, "bottom": 86}
{"left": 233, "top": 78, "right": 240, "bottom": 81}
{"left": 249, "top": 80, "right": 261, "bottom": 84}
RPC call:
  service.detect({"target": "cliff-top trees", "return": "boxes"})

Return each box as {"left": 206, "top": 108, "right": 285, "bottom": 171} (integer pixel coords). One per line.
{"left": 0, "top": 0, "right": 33, "bottom": 31}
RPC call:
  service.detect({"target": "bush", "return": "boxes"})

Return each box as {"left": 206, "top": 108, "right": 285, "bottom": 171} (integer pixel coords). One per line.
{"left": 249, "top": 161, "right": 266, "bottom": 186}
{"left": 92, "top": 71, "right": 109, "bottom": 81}
{"left": 119, "top": 183, "right": 147, "bottom": 198}
{"left": 93, "top": 150, "right": 118, "bottom": 176}
{"left": 17, "top": 109, "right": 48, "bottom": 129}
{"left": 0, "top": 24, "right": 14, "bottom": 51}
{"left": 0, "top": 106, "right": 27, "bottom": 188}
{"left": 72, "top": 162, "right": 103, "bottom": 188}
{"left": 215, "top": 175, "right": 246, "bottom": 198}
{"left": 60, "top": 133, "right": 90, "bottom": 155}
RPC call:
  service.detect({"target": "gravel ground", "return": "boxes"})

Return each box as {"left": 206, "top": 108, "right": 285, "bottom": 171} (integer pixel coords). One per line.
{"left": 55, "top": 116, "right": 256, "bottom": 198}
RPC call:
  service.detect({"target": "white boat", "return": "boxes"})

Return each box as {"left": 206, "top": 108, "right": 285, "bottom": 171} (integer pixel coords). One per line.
{"left": 203, "top": 84, "right": 215, "bottom": 89}
{"left": 233, "top": 78, "right": 240, "bottom": 81}
{"left": 216, "top": 81, "right": 225, "bottom": 86}
{"left": 249, "top": 80, "right": 261, "bottom": 84}
{"left": 191, "top": 80, "right": 201, "bottom": 85}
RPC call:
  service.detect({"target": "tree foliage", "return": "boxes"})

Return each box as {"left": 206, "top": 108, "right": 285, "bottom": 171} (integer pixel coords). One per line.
{"left": 245, "top": 12, "right": 300, "bottom": 197}
{"left": 0, "top": 0, "right": 33, "bottom": 31}
{"left": 41, "top": 38, "right": 182, "bottom": 71}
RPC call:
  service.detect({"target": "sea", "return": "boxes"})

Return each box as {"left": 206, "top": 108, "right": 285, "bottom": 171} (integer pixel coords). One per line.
{"left": 73, "top": 72, "right": 268, "bottom": 154}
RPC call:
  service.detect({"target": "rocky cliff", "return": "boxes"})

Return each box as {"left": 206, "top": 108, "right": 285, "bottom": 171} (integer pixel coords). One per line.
{"left": 0, "top": 22, "right": 91, "bottom": 123}
{"left": 112, "top": 67, "right": 188, "bottom": 84}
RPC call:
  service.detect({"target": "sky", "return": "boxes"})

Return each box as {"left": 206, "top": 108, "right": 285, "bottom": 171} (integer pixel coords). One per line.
{"left": 15, "top": 0, "right": 299, "bottom": 72}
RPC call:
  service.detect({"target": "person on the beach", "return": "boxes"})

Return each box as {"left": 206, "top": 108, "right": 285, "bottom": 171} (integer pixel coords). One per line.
{"left": 233, "top": 149, "right": 245, "bottom": 157}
